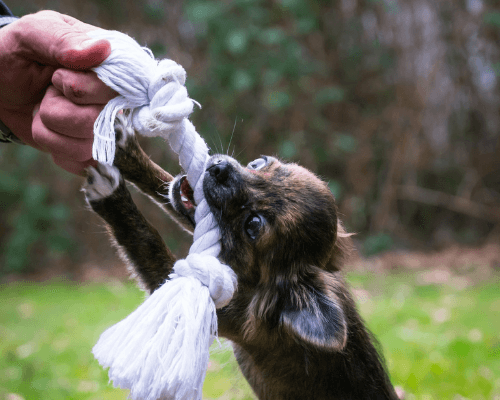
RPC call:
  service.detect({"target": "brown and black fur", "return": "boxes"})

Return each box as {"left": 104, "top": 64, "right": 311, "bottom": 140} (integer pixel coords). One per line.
{"left": 84, "top": 117, "right": 398, "bottom": 400}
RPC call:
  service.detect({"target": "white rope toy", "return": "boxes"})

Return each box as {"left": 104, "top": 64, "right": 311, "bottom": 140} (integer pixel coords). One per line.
{"left": 88, "top": 30, "right": 237, "bottom": 400}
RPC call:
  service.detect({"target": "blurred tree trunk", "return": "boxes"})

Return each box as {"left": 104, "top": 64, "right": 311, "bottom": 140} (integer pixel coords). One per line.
{"left": 2, "top": 0, "right": 499, "bottom": 277}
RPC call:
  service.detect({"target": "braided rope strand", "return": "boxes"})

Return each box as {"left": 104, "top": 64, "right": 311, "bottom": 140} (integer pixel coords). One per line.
{"left": 88, "top": 29, "right": 237, "bottom": 307}
{"left": 88, "top": 29, "right": 237, "bottom": 400}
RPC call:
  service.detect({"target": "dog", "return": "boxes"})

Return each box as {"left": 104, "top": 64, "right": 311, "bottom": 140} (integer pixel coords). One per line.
{"left": 83, "top": 116, "right": 398, "bottom": 400}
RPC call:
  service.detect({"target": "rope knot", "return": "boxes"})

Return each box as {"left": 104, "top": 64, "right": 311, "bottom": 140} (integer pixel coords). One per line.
{"left": 174, "top": 254, "right": 237, "bottom": 309}
{"left": 132, "top": 60, "right": 194, "bottom": 139}
{"left": 89, "top": 30, "right": 196, "bottom": 163}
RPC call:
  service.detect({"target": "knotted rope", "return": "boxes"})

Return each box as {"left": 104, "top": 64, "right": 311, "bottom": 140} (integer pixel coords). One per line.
{"left": 88, "top": 30, "right": 237, "bottom": 400}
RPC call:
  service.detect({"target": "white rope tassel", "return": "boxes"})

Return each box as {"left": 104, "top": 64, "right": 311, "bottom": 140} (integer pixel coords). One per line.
{"left": 92, "top": 277, "right": 216, "bottom": 400}
{"left": 89, "top": 30, "right": 237, "bottom": 400}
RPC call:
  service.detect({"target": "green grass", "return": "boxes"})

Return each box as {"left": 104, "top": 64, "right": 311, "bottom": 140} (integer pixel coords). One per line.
{"left": 0, "top": 272, "right": 499, "bottom": 400}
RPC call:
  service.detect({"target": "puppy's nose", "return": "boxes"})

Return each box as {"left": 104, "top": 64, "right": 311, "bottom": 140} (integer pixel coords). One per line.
{"left": 208, "top": 160, "right": 230, "bottom": 183}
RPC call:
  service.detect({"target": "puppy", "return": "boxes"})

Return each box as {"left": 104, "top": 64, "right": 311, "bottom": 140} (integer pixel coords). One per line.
{"left": 84, "top": 117, "right": 398, "bottom": 400}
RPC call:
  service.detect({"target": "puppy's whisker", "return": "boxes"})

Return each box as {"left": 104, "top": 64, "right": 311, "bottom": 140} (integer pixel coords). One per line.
{"left": 215, "top": 130, "right": 224, "bottom": 155}
{"left": 234, "top": 145, "right": 248, "bottom": 160}
{"left": 227, "top": 117, "right": 237, "bottom": 156}
{"left": 206, "top": 134, "right": 219, "bottom": 155}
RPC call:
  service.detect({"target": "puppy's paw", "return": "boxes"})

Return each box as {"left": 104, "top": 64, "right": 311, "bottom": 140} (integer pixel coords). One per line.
{"left": 114, "top": 111, "right": 136, "bottom": 150}
{"left": 84, "top": 163, "right": 121, "bottom": 202}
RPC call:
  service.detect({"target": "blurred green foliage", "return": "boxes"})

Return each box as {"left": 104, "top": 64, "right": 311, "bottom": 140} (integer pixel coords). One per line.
{"left": 183, "top": 0, "right": 323, "bottom": 115}
{"left": 178, "top": 0, "right": 499, "bottom": 253}
{"left": 484, "top": 11, "right": 500, "bottom": 27}
{"left": 142, "top": 0, "right": 165, "bottom": 24}
{"left": 363, "top": 232, "right": 393, "bottom": 256}
{"left": 1, "top": 273, "right": 498, "bottom": 399}
{"left": 2, "top": 0, "right": 499, "bottom": 275}
{"left": 0, "top": 146, "right": 76, "bottom": 274}
{"left": 178, "top": 0, "right": 401, "bottom": 252}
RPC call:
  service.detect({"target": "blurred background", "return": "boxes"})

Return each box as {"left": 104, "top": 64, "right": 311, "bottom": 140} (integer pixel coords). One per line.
{"left": 1, "top": 0, "right": 500, "bottom": 278}
{"left": 1, "top": 0, "right": 499, "bottom": 399}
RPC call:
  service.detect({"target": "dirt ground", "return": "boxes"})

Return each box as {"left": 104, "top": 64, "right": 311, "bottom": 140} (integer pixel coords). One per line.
{"left": 3, "top": 242, "right": 499, "bottom": 287}
{"left": 348, "top": 242, "right": 500, "bottom": 287}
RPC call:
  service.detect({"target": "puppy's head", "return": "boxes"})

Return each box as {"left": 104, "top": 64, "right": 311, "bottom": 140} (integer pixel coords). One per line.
{"left": 171, "top": 154, "right": 352, "bottom": 351}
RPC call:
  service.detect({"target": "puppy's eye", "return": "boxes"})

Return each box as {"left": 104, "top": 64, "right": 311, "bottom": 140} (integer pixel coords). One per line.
{"left": 244, "top": 214, "right": 264, "bottom": 240}
{"left": 247, "top": 157, "right": 267, "bottom": 171}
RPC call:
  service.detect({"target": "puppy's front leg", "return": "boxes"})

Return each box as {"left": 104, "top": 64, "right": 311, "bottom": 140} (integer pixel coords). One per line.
{"left": 84, "top": 164, "right": 175, "bottom": 293}
{"left": 111, "top": 116, "right": 195, "bottom": 233}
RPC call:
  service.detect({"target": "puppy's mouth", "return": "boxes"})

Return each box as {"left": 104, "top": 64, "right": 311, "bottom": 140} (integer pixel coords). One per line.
{"left": 170, "top": 175, "right": 197, "bottom": 228}
{"left": 180, "top": 177, "right": 195, "bottom": 210}
{"left": 171, "top": 156, "right": 240, "bottom": 229}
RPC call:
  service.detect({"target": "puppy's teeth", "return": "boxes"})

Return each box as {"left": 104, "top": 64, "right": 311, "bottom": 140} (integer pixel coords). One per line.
{"left": 181, "top": 195, "right": 189, "bottom": 202}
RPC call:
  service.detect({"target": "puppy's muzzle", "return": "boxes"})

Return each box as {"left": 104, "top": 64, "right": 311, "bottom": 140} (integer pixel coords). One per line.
{"left": 203, "top": 156, "right": 245, "bottom": 211}
{"left": 207, "top": 159, "right": 230, "bottom": 184}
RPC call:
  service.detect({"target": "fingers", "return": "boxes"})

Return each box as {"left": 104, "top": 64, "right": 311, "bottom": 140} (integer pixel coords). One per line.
{"left": 33, "top": 69, "right": 114, "bottom": 174}
{"left": 32, "top": 86, "right": 97, "bottom": 165}
{"left": 52, "top": 69, "right": 117, "bottom": 105}
{"left": 38, "top": 86, "right": 102, "bottom": 139}
{"left": 32, "top": 110, "right": 94, "bottom": 162}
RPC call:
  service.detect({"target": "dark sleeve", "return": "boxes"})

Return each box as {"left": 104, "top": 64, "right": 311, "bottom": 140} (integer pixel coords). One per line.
{"left": 0, "top": 1, "right": 18, "bottom": 28}
{"left": 0, "top": 0, "right": 20, "bottom": 143}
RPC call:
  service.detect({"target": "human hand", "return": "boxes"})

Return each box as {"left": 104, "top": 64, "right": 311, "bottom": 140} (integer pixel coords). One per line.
{"left": 0, "top": 10, "right": 117, "bottom": 174}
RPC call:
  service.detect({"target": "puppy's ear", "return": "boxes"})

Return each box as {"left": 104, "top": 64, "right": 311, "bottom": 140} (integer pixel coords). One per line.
{"left": 280, "top": 282, "right": 347, "bottom": 351}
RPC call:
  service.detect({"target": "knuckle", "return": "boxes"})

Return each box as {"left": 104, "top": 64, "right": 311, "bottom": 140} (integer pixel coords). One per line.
{"left": 13, "top": 16, "right": 32, "bottom": 37}
{"left": 66, "top": 74, "right": 93, "bottom": 101}
{"left": 69, "top": 81, "right": 88, "bottom": 99}
{"left": 34, "top": 10, "right": 58, "bottom": 18}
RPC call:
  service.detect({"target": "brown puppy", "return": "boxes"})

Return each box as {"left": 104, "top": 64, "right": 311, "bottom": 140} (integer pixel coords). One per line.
{"left": 84, "top": 117, "right": 398, "bottom": 400}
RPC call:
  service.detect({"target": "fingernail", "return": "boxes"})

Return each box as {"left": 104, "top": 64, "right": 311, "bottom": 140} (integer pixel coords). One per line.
{"left": 80, "top": 38, "right": 101, "bottom": 49}
{"left": 81, "top": 38, "right": 112, "bottom": 63}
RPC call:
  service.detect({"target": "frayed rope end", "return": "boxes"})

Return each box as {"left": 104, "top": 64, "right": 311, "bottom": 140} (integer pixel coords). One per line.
{"left": 92, "top": 276, "right": 217, "bottom": 400}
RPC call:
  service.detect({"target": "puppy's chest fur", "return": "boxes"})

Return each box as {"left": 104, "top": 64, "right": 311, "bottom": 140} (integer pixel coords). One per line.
{"left": 84, "top": 118, "right": 398, "bottom": 400}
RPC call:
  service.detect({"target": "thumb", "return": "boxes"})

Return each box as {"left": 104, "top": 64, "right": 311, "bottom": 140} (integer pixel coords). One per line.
{"left": 56, "top": 36, "right": 111, "bottom": 70}
{"left": 16, "top": 11, "right": 111, "bottom": 70}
